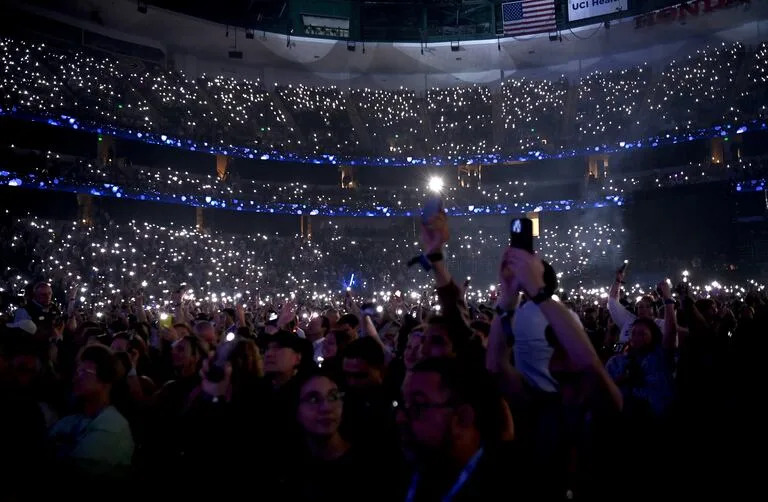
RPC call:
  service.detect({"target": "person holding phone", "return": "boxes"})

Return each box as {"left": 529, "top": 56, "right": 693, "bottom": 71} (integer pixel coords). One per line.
{"left": 418, "top": 209, "right": 474, "bottom": 362}
{"left": 608, "top": 268, "right": 676, "bottom": 351}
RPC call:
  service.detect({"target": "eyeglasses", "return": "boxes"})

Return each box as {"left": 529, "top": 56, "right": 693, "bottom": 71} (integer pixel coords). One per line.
{"left": 75, "top": 367, "right": 98, "bottom": 378}
{"left": 300, "top": 390, "right": 344, "bottom": 406}
{"left": 395, "top": 400, "right": 454, "bottom": 419}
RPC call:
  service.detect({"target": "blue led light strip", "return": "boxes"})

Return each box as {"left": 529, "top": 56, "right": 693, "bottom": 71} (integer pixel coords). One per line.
{"left": 0, "top": 107, "right": 764, "bottom": 168}
{"left": 735, "top": 178, "right": 767, "bottom": 192}
{"left": 0, "top": 170, "right": 626, "bottom": 217}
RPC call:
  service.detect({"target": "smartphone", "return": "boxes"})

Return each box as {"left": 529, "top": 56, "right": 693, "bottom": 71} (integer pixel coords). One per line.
{"left": 618, "top": 260, "right": 629, "bottom": 274}
{"left": 159, "top": 313, "right": 173, "bottom": 329}
{"left": 510, "top": 218, "right": 534, "bottom": 253}
{"left": 421, "top": 196, "right": 444, "bottom": 225}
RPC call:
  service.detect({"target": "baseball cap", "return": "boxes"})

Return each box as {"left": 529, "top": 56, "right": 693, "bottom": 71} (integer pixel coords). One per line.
{"left": 5, "top": 319, "right": 37, "bottom": 335}
{"left": 269, "top": 330, "right": 302, "bottom": 352}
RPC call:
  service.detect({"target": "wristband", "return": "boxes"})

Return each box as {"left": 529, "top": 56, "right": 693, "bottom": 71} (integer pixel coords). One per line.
{"left": 407, "top": 254, "right": 433, "bottom": 271}
{"left": 426, "top": 252, "right": 444, "bottom": 263}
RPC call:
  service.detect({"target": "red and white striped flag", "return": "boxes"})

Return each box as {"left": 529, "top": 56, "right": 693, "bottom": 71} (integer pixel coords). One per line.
{"left": 502, "top": 0, "right": 557, "bottom": 37}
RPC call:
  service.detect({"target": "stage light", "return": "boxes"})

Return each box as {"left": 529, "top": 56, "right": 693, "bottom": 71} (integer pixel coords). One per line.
{"left": 427, "top": 176, "right": 444, "bottom": 193}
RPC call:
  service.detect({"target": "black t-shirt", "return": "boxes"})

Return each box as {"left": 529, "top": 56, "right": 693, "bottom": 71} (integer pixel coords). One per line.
{"left": 408, "top": 442, "right": 538, "bottom": 502}
{"left": 283, "top": 446, "right": 401, "bottom": 502}
{"left": 340, "top": 385, "right": 400, "bottom": 455}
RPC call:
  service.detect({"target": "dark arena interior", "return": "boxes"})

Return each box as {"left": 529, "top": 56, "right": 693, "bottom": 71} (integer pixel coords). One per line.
{"left": 0, "top": 0, "right": 765, "bottom": 499}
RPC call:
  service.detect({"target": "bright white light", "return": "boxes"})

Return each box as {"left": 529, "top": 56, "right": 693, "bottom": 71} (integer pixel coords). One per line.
{"left": 376, "top": 305, "right": 384, "bottom": 313}
{"left": 225, "top": 332, "right": 236, "bottom": 341}
{"left": 160, "top": 313, "right": 169, "bottom": 320}
{"left": 427, "top": 176, "right": 444, "bottom": 193}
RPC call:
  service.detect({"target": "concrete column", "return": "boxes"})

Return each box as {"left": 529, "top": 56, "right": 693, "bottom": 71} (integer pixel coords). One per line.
{"left": 77, "top": 193, "right": 93, "bottom": 226}
{"left": 710, "top": 137, "right": 724, "bottom": 164}
{"left": 196, "top": 207, "right": 204, "bottom": 231}
{"left": 96, "top": 135, "right": 116, "bottom": 167}
{"left": 216, "top": 155, "right": 230, "bottom": 180}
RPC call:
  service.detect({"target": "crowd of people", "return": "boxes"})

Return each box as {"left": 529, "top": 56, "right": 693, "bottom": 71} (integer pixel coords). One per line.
{"left": 576, "top": 64, "right": 650, "bottom": 145}
{"left": 502, "top": 76, "right": 569, "bottom": 154}
{"left": 425, "top": 85, "right": 497, "bottom": 157}
{"left": 3, "top": 36, "right": 768, "bottom": 161}
{"left": 276, "top": 84, "right": 360, "bottom": 156}
{"left": 0, "top": 209, "right": 629, "bottom": 311}
{"left": 0, "top": 205, "right": 761, "bottom": 499}
{"left": 4, "top": 144, "right": 768, "bottom": 219}
{"left": 351, "top": 87, "right": 423, "bottom": 156}
{"left": 2, "top": 22, "right": 767, "bottom": 501}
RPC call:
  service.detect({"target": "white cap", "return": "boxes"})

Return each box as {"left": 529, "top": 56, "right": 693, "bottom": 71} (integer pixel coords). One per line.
{"left": 6, "top": 319, "right": 38, "bottom": 335}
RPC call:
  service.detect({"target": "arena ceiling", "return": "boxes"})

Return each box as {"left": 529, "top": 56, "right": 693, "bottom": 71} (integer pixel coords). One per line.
{"left": 11, "top": 0, "right": 768, "bottom": 88}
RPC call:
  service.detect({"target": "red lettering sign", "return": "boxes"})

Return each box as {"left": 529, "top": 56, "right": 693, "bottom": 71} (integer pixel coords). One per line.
{"left": 633, "top": 0, "right": 750, "bottom": 29}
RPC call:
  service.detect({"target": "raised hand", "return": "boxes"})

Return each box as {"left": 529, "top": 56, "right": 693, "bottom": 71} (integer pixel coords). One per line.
{"left": 657, "top": 280, "right": 672, "bottom": 300}
{"left": 504, "top": 248, "right": 546, "bottom": 298}
{"left": 420, "top": 211, "right": 449, "bottom": 254}
{"left": 278, "top": 300, "right": 296, "bottom": 329}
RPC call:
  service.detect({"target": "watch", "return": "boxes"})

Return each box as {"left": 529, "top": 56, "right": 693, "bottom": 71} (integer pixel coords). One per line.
{"left": 530, "top": 287, "right": 552, "bottom": 305}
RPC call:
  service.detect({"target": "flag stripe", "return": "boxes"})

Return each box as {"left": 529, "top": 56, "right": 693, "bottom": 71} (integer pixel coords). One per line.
{"left": 502, "top": 0, "right": 556, "bottom": 36}
{"left": 506, "top": 12, "right": 555, "bottom": 23}
{"left": 506, "top": 22, "right": 556, "bottom": 31}
{"left": 523, "top": 6, "right": 556, "bottom": 14}
{"left": 506, "top": 22, "right": 557, "bottom": 31}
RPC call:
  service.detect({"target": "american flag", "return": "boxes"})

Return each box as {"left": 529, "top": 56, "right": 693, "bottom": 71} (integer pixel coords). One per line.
{"left": 502, "top": 0, "right": 556, "bottom": 37}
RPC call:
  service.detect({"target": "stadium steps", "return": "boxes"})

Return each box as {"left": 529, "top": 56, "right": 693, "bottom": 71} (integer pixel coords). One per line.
{"left": 560, "top": 85, "right": 579, "bottom": 148}
{"left": 29, "top": 49, "right": 77, "bottom": 103}
{"left": 269, "top": 87, "right": 307, "bottom": 146}
{"left": 419, "top": 96, "right": 434, "bottom": 148}
{"left": 491, "top": 90, "right": 505, "bottom": 150}
{"left": 182, "top": 78, "right": 232, "bottom": 128}
{"left": 726, "top": 45, "right": 752, "bottom": 114}
{"left": 346, "top": 93, "right": 373, "bottom": 153}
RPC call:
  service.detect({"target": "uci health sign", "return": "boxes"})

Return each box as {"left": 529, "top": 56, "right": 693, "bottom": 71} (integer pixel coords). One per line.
{"left": 568, "top": 0, "right": 628, "bottom": 21}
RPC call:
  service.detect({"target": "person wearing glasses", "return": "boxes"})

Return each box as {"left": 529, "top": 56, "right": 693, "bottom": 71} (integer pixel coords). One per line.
{"left": 397, "top": 357, "right": 528, "bottom": 501}
{"left": 49, "top": 344, "right": 134, "bottom": 480}
{"left": 284, "top": 369, "right": 399, "bottom": 501}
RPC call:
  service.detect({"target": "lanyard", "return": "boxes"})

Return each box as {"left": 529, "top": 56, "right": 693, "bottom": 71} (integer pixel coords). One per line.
{"left": 405, "top": 447, "right": 485, "bottom": 502}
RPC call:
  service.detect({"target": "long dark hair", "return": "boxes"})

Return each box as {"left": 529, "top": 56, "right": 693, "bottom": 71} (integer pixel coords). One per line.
{"left": 630, "top": 317, "right": 663, "bottom": 349}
